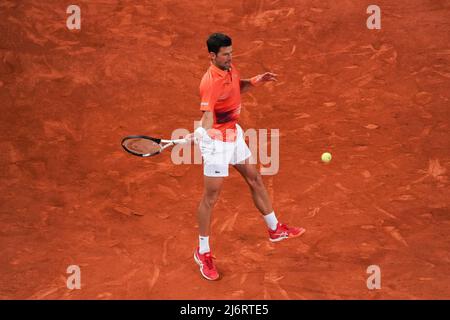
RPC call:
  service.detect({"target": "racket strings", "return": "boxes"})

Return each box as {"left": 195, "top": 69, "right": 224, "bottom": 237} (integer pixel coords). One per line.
{"left": 123, "top": 138, "right": 161, "bottom": 155}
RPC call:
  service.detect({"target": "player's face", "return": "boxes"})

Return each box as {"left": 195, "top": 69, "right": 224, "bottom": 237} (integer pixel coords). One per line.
{"left": 212, "top": 46, "right": 232, "bottom": 70}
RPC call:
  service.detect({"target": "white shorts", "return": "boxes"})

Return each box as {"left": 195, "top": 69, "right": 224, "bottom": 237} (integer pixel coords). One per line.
{"left": 199, "top": 124, "right": 251, "bottom": 177}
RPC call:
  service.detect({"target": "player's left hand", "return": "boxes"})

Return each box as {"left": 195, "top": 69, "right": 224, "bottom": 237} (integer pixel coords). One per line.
{"left": 258, "top": 72, "right": 278, "bottom": 82}
{"left": 251, "top": 72, "right": 278, "bottom": 86}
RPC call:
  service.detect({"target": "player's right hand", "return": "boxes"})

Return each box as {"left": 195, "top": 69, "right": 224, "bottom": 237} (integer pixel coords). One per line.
{"left": 193, "top": 127, "right": 208, "bottom": 145}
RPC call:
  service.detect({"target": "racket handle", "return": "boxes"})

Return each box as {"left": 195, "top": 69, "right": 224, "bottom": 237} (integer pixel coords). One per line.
{"left": 172, "top": 138, "right": 187, "bottom": 144}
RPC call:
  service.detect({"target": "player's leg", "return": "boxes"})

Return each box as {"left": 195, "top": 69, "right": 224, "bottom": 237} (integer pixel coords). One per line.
{"left": 233, "top": 161, "right": 305, "bottom": 242}
{"left": 230, "top": 125, "right": 272, "bottom": 215}
{"left": 231, "top": 124, "right": 305, "bottom": 242}
{"left": 194, "top": 175, "right": 224, "bottom": 281}
{"left": 194, "top": 135, "right": 231, "bottom": 281}
{"left": 232, "top": 160, "right": 273, "bottom": 215}
{"left": 198, "top": 175, "right": 223, "bottom": 239}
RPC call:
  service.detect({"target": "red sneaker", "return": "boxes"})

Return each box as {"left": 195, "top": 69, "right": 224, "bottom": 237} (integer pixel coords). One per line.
{"left": 268, "top": 222, "right": 306, "bottom": 242}
{"left": 194, "top": 248, "right": 219, "bottom": 281}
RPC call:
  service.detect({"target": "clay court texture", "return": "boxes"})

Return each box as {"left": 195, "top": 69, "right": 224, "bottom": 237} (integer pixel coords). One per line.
{"left": 0, "top": 0, "right": 449, "bottom": 299}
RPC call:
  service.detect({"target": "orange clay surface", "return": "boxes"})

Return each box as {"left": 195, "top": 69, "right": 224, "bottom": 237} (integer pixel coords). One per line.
{"left": 0, "top": 0, "right": 449, "bottom": 299}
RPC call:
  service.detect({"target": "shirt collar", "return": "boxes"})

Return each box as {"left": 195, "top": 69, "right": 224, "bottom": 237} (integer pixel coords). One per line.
{"left": 210, "top": 62, "right": 232, "bottom": 78}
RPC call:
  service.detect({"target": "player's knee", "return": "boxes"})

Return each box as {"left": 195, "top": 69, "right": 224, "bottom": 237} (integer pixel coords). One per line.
{"left": 203, "top": 190, "right": 220, "bottom": 208}
{"left": 247, "top": 172, "right": 264, "bottom": 190}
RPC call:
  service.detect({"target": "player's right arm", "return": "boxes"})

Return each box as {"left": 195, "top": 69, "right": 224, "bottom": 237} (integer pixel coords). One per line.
{"left": 186, "top": 76, "right": 219, "bottom": 143}
{"left": 196, "top": 77, "right": 218, "bottom": 137}
{"left": 193, "top": 109, "right": 214, "bottom": 142}
{"left": 199, "top": 111, "right": 213, "bottom": 130}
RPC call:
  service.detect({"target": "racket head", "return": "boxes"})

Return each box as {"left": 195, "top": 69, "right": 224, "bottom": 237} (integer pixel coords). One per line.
{"left": 121, "top": 135, "right": 162, "bottom": 157}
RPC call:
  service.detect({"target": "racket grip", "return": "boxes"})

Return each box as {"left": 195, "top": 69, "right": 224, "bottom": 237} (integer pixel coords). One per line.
{"left": 172, "top": 138, "right": 187, "bottom": 144}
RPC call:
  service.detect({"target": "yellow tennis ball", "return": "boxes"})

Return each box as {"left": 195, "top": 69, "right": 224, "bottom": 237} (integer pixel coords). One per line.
{"left": 321, "top": 152, "right": 332, "bottom": 163}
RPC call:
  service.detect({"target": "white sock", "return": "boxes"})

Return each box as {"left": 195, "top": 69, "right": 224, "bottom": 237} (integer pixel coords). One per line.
{"left": 199, "top": 236, "right": 210, "bottom": 254}
{"left": 263, "top": 211, "right": 279, "bottom": 231}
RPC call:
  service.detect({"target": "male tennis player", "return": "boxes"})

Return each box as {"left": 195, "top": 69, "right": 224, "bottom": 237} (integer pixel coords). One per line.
{"left": 189, "top": 33, "right": 305, "bottom": 281}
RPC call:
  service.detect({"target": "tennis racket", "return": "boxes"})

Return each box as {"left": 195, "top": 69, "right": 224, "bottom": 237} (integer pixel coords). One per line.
{"left": 121, "top": 135, "right": 188, "bottom": 157}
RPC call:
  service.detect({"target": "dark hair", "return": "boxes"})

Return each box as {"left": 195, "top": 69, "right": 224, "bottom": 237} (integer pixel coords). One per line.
{"left": 206, "top": 33, "right": 232, "bottom": 54}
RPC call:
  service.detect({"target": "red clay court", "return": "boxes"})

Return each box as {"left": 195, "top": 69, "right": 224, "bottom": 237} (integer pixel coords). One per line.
{"left": 0, "top": 0, "right": 449, "bottom": 299}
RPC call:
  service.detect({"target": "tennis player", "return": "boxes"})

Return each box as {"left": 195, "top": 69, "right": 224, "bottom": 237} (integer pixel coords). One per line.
{"left": 189, "top": 33, "right": 305, "bottom": 281}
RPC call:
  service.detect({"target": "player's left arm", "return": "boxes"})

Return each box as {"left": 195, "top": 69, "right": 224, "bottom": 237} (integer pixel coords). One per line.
{"left": 240, "top": 72, "right": 278, "bottom": 94}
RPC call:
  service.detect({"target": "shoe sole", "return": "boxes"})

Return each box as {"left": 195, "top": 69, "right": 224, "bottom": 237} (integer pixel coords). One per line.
{"left": 194, "top": 251, "right": 219, "bottom": 281}
{"left": 269, "top": 228, "right": 306, "bottom": 242}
